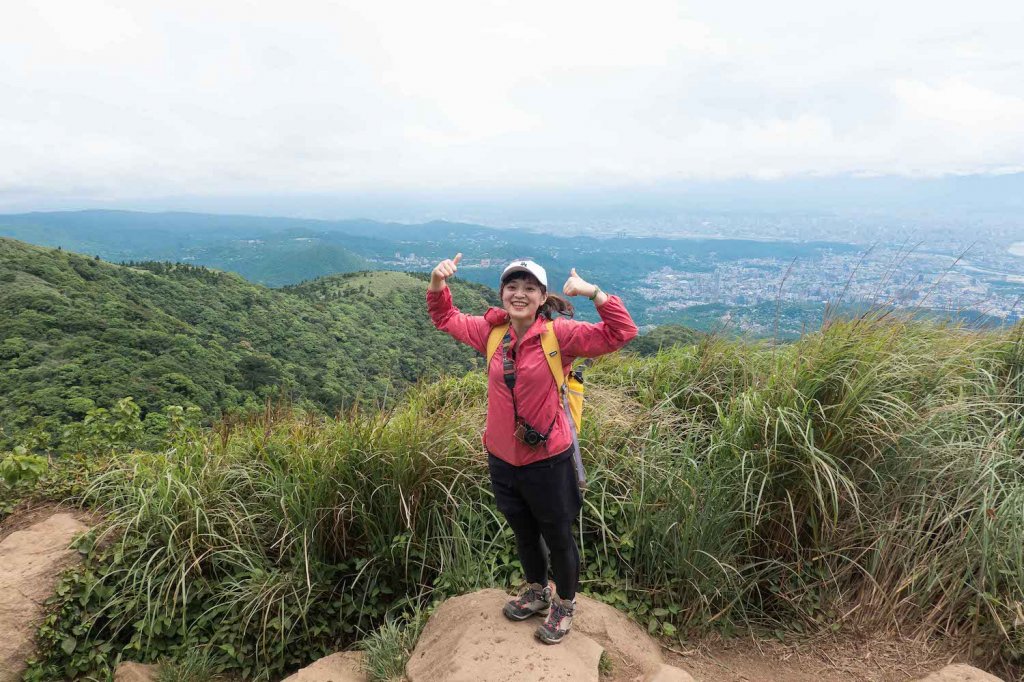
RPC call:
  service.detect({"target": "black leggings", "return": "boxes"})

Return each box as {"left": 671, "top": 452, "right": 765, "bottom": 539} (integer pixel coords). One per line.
{"left": 488, "top": 448, "right": 582, "bottom": 601}
{"left": 505, "top": 511, "right": 579, "bottom": 600}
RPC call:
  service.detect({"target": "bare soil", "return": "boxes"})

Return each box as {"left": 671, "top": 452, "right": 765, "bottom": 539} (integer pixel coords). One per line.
{"left": 660, "top": 633, "right": 1001, "bottom": 682}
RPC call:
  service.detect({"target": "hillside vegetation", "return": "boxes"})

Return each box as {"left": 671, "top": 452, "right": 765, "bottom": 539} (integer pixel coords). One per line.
{"left": 10, "top": 310, "right": 1022, "bottom": 680}
{"left": 0, "top": 238, "right": 496, "bottom": 448}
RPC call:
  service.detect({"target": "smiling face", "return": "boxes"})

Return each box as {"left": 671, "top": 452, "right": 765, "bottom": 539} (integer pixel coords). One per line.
{"left": 501, "top": 273, "right": 545, "bottom": 325}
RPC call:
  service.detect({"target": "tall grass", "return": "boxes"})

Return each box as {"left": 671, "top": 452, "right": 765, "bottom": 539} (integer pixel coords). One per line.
{"left": 34, "top": 315, "right": 1023, "bottom": 678}
{"left": 591, "top": 313, "right": 1023, "bottom": 665}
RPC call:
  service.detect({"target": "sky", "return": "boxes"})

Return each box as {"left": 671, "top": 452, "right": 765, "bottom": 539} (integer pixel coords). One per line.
{"left": 2, "top": 1, "right": 1024, "bottom": 213}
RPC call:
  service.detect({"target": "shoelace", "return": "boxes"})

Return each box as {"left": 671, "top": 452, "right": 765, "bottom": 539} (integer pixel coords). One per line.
{"left": 547, "top": 600, "right": 573, "bottom": 627}
{"left": 517, "top": 585, "right": 543, "bottom": 606}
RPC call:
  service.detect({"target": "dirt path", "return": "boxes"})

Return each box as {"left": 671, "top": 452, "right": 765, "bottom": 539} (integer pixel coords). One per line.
{"left": 663, "top": 634, "right": 992, "bottom": 682}
{"left": 0, "top": 500, "right": 71, "bottom": 540}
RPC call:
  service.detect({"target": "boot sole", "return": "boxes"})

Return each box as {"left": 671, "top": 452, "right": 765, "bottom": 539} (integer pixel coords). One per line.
{"left": 535, "top": 628, "right": 567, "bottom": 644}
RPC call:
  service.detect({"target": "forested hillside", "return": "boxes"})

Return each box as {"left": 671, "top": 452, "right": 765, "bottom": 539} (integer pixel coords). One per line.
{"left": 0, "top": 238, "right": 497, "bottom": 446}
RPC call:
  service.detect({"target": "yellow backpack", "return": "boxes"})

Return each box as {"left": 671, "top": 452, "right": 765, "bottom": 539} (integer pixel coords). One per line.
{"left": 486, "top": 321, "right": 588, "bottom": 489}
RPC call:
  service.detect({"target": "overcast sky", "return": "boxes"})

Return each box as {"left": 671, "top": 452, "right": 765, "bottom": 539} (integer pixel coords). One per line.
{"left": 2, "top": 1, "right": 1023, "bottom": 210}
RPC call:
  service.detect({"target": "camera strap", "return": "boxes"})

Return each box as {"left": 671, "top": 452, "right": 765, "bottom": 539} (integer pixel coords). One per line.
{"left": 501, "top": 330, "right": 557, "bottom": 439}
{"left": 501, "top": 331, "right": 516, "bottom": 391}
{"left": 501, "top": 331, "right": 522, "bottom": 422}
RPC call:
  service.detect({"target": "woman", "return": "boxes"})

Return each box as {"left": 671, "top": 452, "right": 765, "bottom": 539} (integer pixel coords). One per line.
{"left": 426, "top": 253, "right": 638, "bottom": 644}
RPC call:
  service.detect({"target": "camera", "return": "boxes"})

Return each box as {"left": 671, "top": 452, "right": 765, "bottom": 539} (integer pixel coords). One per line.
{"left": 515, "top": 420, "right": 548, "bottom": 447}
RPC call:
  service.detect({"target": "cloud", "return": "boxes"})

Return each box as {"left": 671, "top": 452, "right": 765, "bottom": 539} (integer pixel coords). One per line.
{"left": 891, "top": 79, "right": 1024, "bottom": 130}
{"left": 0, "top": 0, "right": 1022, "bottom": 203}
{"left": 14, "top": 1, "right": 141, "bottom": 53}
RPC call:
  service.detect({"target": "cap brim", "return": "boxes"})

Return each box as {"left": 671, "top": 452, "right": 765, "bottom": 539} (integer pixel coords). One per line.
{"left": 500, "top": 267, "right": 546, "bottom": 288}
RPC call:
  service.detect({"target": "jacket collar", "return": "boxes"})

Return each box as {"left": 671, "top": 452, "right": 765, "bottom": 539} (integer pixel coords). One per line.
{"left": 519, "top": 315, "right": 547, "bottom": 343}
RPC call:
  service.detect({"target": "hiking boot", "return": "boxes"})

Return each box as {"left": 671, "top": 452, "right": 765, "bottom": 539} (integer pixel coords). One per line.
{"left": 535, "top": 595, "right": 575, "bottom": 644}
{"left": 503, "top": 582, "right": 552, "bottom": 621}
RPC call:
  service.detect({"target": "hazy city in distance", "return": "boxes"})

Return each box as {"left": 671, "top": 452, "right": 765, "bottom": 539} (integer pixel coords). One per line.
{"left": 376, "top": 204, "right": 1024, "bottom": 334}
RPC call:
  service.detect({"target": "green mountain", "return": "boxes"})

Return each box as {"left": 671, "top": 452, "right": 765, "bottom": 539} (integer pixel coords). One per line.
{"left": 148, "top": 234, "right": 372, "bottom": 287}
{"left": 0, "top": 238, "right": 497, "bottom": 445}
{"left": 0, "top": 211, "right": 379, "bottom": 287}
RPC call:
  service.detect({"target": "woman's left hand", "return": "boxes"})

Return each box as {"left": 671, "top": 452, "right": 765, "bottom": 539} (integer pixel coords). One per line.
{"left": 562, "top": 268, "right": 596, "bottom": 298}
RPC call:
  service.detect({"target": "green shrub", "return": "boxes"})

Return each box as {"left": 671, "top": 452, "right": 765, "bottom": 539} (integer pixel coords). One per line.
{"left": 0, "top": 447, "right": 49, "bottom": 515}
{"left": 0, "top": 447, "right": 48, "bottom": 487}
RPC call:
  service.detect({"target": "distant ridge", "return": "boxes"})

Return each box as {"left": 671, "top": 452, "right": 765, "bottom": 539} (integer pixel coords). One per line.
{"left": 0, "top": 210, "right": 516, "bottom": 287}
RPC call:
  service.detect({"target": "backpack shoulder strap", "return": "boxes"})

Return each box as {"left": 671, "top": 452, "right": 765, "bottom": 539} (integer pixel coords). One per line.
{"left": 486, "top": 323, "right": 510, "bottom": 362}
{"left": 540, "top": 321, "right": 566, "bottom": 391}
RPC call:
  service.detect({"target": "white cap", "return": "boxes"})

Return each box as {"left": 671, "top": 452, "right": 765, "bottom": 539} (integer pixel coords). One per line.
{"left": 500, "top": 259, "right": 548, "bottom": 289}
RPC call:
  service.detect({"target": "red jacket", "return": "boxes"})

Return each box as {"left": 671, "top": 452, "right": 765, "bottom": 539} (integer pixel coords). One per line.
{"left": 427, "top": 287, "right": 638, "bottom": 466}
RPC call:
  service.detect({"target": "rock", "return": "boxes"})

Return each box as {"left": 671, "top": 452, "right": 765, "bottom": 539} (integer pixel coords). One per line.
{"left": 0, "top": 513, "right": 89, "bottom": 682}
{"left": 113, "top": 661, "right": 161, "bottom": 681}
{"left": 642, "top": 663, "right": 697, "bottom": 682}
{"left": 573, "top": 593, "right": 663, "bottom": 677}
{"left": 407, "top": 588, "right": 633, "bottom": 682}
{"left": 281, "top": 651, "right": 367, "bottom": 681}
{"left": 913, "top": 664, "right": 1004, "bottom": 681}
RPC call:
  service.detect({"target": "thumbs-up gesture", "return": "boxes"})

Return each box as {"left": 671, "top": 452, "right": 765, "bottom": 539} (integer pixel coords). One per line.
{"left": 562, "top": 267, "right": 596, "bottom": 298}
{"left": 429, "top": 253, "right": 462, "bottom": 290}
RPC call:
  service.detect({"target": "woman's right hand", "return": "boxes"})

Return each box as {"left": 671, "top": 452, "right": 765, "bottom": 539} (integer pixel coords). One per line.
{"left": 428, "top": 253, "right": 462, "bottom": 291}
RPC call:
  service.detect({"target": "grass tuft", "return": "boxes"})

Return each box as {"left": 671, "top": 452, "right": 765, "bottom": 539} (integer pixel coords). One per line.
{"left": 359, "top": 609, "right": 429, "bottom": 682}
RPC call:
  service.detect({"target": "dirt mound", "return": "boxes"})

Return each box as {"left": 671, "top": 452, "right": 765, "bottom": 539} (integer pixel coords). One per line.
{"left": 405, "top": 588, "right": 693, "bottom": 682}
{"left": 0, "top": 512, "right": 89, "bottom": 682}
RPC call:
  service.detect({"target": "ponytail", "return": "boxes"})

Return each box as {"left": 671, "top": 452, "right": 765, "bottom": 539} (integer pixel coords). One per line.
{"left": 538, "top": 293, "right": 574, "bottom": 320}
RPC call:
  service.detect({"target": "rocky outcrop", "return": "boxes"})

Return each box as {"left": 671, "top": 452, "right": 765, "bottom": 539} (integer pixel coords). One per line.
{"left": 280, "top": 651, "right": 366, "bottom": 681}
{"left": 0, "top": 513, "right": 89, "bottom": 682}
{"left": 405, "top": 588, "right": 693, "bottom": 682}
{"left": 113, "top": 661, "right": 161, "bottom": 681}
{"left": 572, "top": 591, "right": 665, "bottom": 679}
